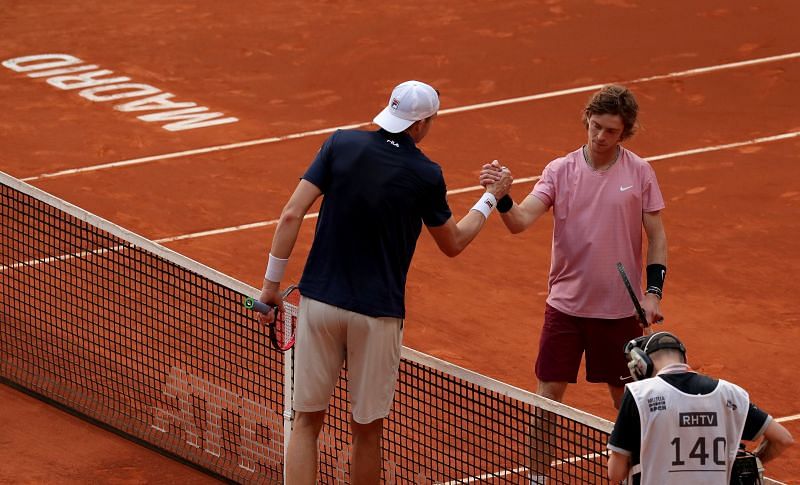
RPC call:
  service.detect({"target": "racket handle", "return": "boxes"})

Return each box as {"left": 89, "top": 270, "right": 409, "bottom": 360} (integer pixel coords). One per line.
{"left": 244, "top": 297, "right": 274, "bottom": 314}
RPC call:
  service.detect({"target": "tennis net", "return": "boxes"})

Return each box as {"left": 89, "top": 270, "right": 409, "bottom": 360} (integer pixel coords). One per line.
{"left": 1, "top": 170, "right": 614, "bottom": 483}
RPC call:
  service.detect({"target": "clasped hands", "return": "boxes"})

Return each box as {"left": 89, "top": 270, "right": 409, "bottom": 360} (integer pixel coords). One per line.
{"left": 480, "top": 160, "right": 513, "bottom": 198}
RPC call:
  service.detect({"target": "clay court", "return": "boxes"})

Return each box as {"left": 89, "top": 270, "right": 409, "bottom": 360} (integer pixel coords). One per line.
{"left": 1, "top": 0, "right": 798, "bottom": 483}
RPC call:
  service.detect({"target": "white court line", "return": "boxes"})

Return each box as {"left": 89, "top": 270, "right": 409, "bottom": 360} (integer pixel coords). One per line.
{"left": 151, "top": 130, "right": 800, "bottom": 244}
{"left": 437, "top": 451, "right": 608, "bottom": 484}
{"left": 6, "top": 130, "right": 799, "bottom": 270}
{"left": 0, "top": 244, "right": 132, "bottom": 272}
{"left": 442, "top": 413, "right": 800, "bottom": 484}
{"left": 438, "top": 51, "right": 800, "bottom": 115}
{"left": 551, "top": 451, "right": 606, "bottom": 467}
{"left": 438, "top": 413, "right": 800, "bottom": 485}
{"left": 7, "top": 129, "right": 795, "bottom": 271}
{"left": 441, "top": 413, "right": 800, "bottom": 484}
{"left": 437, "top": 466, "right": 527, "bottom": 484}
{"left": 20, "top": 122, "right": 369, "bottom": 182}
{"left": 646, "top": 132, "right": 800, "bottom": 162}
{"left": 20, "top": 51, "right": 800, "bottom": 182}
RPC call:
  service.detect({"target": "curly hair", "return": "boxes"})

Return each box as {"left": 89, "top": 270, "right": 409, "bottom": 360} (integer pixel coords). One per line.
{"left": 582, "top": 85, "right": 639, "bottom": 140}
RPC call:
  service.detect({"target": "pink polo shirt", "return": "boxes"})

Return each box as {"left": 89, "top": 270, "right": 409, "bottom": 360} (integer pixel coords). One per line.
{"left": 532, "top": 147, "right": 665, "bottom": 318}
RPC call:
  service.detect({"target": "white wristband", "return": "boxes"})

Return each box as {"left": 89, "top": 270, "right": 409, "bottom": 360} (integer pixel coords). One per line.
{"left": 470, "top": 192, "right": 497, "bottom": 220}
{"left": 265, "top": 253, "right": 289, "bottom": 283}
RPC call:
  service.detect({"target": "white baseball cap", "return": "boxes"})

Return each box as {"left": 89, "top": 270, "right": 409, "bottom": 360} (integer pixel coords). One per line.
{"left": 373, "top": 80, "right": 440, "bottom": 133}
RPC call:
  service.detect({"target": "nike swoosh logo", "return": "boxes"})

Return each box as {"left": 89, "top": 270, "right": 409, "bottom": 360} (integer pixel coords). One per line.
{"left": 620, "top": 185, "right": 633, "bottom": 192}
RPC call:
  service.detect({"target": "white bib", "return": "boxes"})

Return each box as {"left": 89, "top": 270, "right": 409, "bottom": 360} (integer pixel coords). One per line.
{"left": 628, "top": 373, "right": 749, "bottom": 484}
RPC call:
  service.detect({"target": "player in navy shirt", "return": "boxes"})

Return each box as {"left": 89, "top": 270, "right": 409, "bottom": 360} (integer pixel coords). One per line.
{"left": 258, "top": 80, "right": 512, "bottom": 483}
{"left": 299, "top": 127, "right": 451, "bottom": 318}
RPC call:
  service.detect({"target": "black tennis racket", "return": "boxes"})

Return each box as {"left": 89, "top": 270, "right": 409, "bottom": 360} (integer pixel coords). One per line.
{"left": 616, "top": 262, "right": 651, "bottom": 332}
{"left": 244, "top": 285, "right": 299, "bottom": 351}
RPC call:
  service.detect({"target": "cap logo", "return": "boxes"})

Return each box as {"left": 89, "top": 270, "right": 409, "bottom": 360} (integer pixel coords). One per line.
{"left": 390, "top": 98, "right": 400, "bottom": 111}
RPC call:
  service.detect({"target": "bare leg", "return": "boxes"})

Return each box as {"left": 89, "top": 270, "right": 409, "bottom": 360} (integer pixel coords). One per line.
{"left": 286, "top": 410, "right": 326, "bottom": 485}
{"left": 529, "top": 381, "right": 569, "bottom": 483}
{"left": 351, "top": 417, "right": 383, "bottom": 485}
{"left": 537, "top": 381, "right": 568, "bottom": 403}
{"left": 607, "top": 383, "right": 624, "bottom": 410}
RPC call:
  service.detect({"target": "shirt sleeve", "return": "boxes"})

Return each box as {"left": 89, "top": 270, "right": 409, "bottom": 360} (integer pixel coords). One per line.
{"left": 641, "top": 163, "right": 665, "bottom": 213}
{"left": 741, "top": 402, "right": 771, "bottom": 441}
{"left": 421, "top": 167, "right": 452, "bottom": 227}
{"left": 531, "top": 162, "right": 555, "bottom": 208}
{"left": 302, "top": 131, "right": 337, "bottom": 192}
{"left": 608, "top": 388, "right": 641, "bottom": 456}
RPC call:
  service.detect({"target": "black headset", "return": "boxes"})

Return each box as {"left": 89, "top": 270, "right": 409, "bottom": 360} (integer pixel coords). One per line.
{"left": 624, "top": 331, "right": 686, "bottom": 380}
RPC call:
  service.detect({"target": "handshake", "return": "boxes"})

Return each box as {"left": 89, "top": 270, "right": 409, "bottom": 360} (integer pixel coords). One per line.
{"left": 479, "top": 160, "right": 513, "bottom": 201}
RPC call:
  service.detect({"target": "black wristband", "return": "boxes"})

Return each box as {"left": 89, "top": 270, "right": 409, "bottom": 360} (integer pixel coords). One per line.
{"left": 497, "top": 194, "right": 513, "bottom": 213}
{"left": 646, "top": 263, "right": 666, "bottom": 299}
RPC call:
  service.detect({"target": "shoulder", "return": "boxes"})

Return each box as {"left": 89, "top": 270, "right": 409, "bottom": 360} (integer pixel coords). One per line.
{"left": 545, "top": 147, "right": 582, "bottom": 170}
{"left": 402, "top": 143, "right": 443, "bottom": 179}
{"left": 628, "top": 374, "right": 673, "bottom": 398}
{"left": 625, "top": 378, "right": 653, "bottom": 399}
{"left": 540, "top": 148, "right": 581, "bottom": 180}
{"left": 620, "top": 147, "right": 657, "bottom": 173}
{"left": 620, "top": 147, "right": 649, "bottom": 164}
{"left": 718, "top": 378, "right": 749, "bottom": 398}
{"left": 327, "top": 128, "right": 373, "bottom": 145}
{"left": 658, "top": 372, "right": 716, "bottom": 394}
{"left": 416, "top": 155, "right": 445, "bottom": 185}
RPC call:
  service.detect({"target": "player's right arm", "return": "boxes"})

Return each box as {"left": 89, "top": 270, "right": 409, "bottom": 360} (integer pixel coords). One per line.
{"left": 607, "top": 451, "right": 631, "bottom": 483}
{"left": 427, "top": 170, "right": 512, "bottom": 257}
{"left": 259, "top": 179, "right": 322, "bottom": 312}
{"left": 269, "top": 179, "right": 321, "bottom": 261}
{"left": 607, "top": 388, "right": 639, "bottom": 482}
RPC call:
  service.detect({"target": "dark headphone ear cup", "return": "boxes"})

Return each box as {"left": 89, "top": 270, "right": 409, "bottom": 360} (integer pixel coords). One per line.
{"left": 628, "top": 347, "right": 654, "bottom": 380}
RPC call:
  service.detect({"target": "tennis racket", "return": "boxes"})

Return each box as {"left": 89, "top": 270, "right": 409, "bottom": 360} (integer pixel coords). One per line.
{"left": 244, "top": 285, "right": 299, "bottom": 351}
{"left": 616, "top": 262, "right": 651, "bottom": 332}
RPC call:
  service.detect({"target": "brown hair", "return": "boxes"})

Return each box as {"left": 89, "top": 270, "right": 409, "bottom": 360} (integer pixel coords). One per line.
{"left": 582, "top": 84, "right": 639, "bottom": 140}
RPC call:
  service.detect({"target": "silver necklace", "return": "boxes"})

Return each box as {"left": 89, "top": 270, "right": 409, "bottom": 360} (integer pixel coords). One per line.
{"left": 583, "top": 145, "right": 620, "bottom": 171}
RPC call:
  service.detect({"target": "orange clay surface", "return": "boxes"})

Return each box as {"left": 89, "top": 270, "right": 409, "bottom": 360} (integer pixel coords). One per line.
{"left": 1, "top": 0, "right": 798, "bottom": 482}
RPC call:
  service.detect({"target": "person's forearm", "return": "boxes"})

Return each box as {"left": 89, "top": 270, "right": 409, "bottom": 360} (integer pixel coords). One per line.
{"left": 607, "top": 452, "right": 630, "bottom": 482}
{"left": 449, "top": 209, "right": 487, "bottom": 254}
{"left": 646, "top": 233, "right": 667, "bottom": 265}
{"left": 643, "top": 212, "right": 667, "bottom": 266}
{"left": 500, "top": 194, "right": 546, "bottom": 234}
{"left": 500, "top": 203, "right": 530, "bottom": 233}
{"left": 757, "top": 421, "right": 795, "bottom": 463}
{"left": 757, "top": 440, "right": 782, "bottom": 463}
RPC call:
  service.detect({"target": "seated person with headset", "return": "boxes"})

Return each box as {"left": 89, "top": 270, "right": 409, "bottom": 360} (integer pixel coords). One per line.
{"left": 607, "top": 331, "right": 793, "bottom": 484}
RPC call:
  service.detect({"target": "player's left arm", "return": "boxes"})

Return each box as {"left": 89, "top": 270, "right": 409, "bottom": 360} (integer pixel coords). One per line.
{"left": 755, "top": 418, "right": 795, "bottom": 463}
{"left": 642, "top": 210, "right": 667, "bottom": 324}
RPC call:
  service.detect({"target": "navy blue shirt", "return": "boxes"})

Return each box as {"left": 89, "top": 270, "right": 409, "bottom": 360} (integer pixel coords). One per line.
{"left": 298, "top": 129, "right": 452, "bottom": 318}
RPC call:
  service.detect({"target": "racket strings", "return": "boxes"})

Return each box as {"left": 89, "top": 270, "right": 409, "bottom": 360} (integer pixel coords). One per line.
{"left": 272, "top": 287, "right": 299, "bottom": 350}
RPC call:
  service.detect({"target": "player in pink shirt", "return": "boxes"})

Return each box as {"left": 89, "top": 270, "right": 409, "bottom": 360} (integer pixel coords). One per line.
{"left": 482, "top": 85, "right": 667, "bottom": 483}
{"left": 481, "top": 84, "right": 667, "bottom": 408}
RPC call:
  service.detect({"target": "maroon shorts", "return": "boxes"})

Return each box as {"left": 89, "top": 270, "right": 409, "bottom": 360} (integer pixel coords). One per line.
{"left": 535, "top": 304, "right": 642, "bottom": 384}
